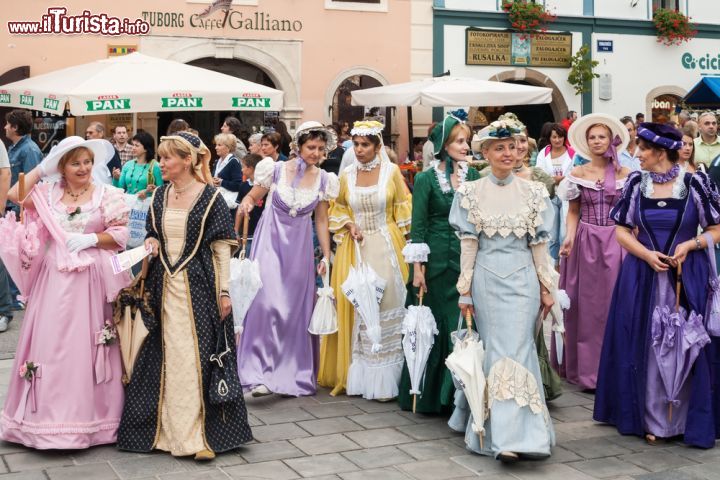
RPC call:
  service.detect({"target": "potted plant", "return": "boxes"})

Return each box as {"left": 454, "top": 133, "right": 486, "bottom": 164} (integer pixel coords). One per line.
{"left": 653, "top": 8, "right": 697, "bottom": 46}
{"left": 502, "top": 0, "right": 556, "bottom": 35}
{"left": 567, "top": 45, "right": 599, "bottom": 96}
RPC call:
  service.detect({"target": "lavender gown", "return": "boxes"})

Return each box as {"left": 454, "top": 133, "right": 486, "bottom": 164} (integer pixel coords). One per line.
{"left": 594, "top": 171, "right": 720, "bottom": 447}
{"left": 553, "top": 166, "right": 626, "bottom": 389}
{"left": 238, "top": 160, "right": 337, "bottom": 397}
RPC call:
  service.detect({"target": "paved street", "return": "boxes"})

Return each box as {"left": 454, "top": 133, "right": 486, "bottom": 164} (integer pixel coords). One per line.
{"left": 0, "top": 354, "right": 717, "bottom": 480}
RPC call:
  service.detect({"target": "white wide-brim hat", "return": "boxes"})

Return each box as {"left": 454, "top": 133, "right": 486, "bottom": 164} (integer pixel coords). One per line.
{"left": 568, "top": 113, "right": 630, "bottom": 161}
{"left": 43, "top": 136, "right": 115, "bottom": 185}
{"left": 292, "top": 121, "right": 338, "bottom": 153}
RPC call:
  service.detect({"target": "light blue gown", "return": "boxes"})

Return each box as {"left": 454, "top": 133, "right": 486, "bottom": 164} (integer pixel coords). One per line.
{"left": 447, "top": 174, "right": 556, "bottom": 459}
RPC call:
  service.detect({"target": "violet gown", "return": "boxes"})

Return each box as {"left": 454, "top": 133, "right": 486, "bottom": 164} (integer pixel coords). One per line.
{"left": 553, "top": 168, "right": 626, "bottom": 389}
{"left": 594, "top": 170, "right": 720, "bottom": 447}
{"left": 238, "top": 159, "right": 338, "bottom": 397}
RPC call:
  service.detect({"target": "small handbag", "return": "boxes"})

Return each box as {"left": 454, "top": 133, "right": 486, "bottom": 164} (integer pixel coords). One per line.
{"left": 703, "top": 232, "right": 720, "bottom": 336}
{"left": 308, "top": 259, "right": 338, "bottom": 335}
{"left": 208, "top": 321, "right": 243, "bottom": 405}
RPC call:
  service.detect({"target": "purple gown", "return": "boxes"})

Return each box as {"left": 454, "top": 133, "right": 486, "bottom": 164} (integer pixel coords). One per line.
{"left": 554, "top": 168, "right": 625, "bottom": 389}
{"left": 238, "top": 162, "right": 330, "bottom": 397}
{"left": 594, "top": 171, "right": 720, "bottom": 448}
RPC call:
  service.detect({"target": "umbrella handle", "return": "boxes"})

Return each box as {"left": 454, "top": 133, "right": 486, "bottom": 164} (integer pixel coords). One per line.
{"left": 18, "top": 172, "right": 25, "bottom": 223}
{"left": 139, "top": 257, "right": 149, "bottom": 296}
{"left": 240, "top": 213, "right": 249, "bottom": 259}
{"left": 465, "top": 309, "right": 473, "bottom": 332}
{"left": 675, "top": 261, "right": 683, "bottom": 313}
{"left": 418, "top": 265, "right": 426, "bottom": 306}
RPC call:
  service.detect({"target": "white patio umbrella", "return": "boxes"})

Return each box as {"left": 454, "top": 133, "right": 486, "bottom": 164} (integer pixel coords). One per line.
{"left": 401, "top": 272, "right": 438, "bottom": 413}
{"left": 229, "top": 216, "right": 263, "bottom": 336}
{"left": 0, "top": 52, "right": 283, "bottom": 116}
{"left": 342, "top": 241, "right": 386, "bottom": 353}
{"left": 351, "top": 76, "right": 552, "bottom": 107}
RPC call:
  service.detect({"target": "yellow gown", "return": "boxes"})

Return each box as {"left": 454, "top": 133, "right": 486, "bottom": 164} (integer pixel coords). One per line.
{"left": 318, "top": 160, "right": 412, "bottom": 397}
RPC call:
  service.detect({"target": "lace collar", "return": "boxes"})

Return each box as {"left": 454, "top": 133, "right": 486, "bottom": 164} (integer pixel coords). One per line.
{"left": 431, "top": 160, "right": 468, "bottom": 194}
{"left": 640, "top": 166, "right": 688, "bottom": 200}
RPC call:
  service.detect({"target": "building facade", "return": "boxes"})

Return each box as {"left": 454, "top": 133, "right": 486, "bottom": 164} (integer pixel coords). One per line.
{"left": 431, "top": 0, "right": 720, "bottom": 137}
{"left": 1, "top": 0, "right": 411, "bottom": 153}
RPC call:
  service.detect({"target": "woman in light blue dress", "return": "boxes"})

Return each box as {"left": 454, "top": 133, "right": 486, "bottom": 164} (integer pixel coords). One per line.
{"left": 449, "top": 118, "right": 557, "bottom": 462}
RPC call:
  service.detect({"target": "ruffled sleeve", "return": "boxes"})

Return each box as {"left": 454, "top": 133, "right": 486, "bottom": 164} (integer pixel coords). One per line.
{"left": 690, "top": 171, "right": 720, "bottom": 228}
{"left": 609, "top": 170, "right": 642, "bottom": 229}
{"left": 404, "top": 172, "right": 431, "bottom": 263}
{"left": 100, "top": 185, "right": 130, "bottom": 249}
{"left": 254, "top": 157, "right": 275, "bottom": 189}
{"left": 556, "top": 177, "right": 580, "bottom": 201}
{"left": 528, "top": 193, "right": 554, "bottom": 246}
{"left": 391, "top": 165, "right": 412, "bottom": 235}
{"left": 328, "top": 174, "right": 354, "bottom": 245}
{"left": 319, "top": 172, "right": 340, "bottom": 202}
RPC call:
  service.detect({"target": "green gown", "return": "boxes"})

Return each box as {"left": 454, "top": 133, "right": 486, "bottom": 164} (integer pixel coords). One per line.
{"left": 398, "top": 165, "right": 480, "bottom": 413}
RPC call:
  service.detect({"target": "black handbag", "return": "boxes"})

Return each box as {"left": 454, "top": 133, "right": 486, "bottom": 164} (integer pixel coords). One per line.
{"left": 208, "top": 322, "right": 243, "bottom": 405}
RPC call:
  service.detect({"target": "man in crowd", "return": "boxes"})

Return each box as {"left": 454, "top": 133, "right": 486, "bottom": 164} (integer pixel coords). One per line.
{"left": 694, "top": 112, "right": 720, "bottom": 168}
{"left": 85, "top": 121, "right": 122, "bottom": 176}
{"left": 561, "top": 110, "right": 577, "bottom": 132}
{"left": 112, "top": 125, "right": 134, "bottom": 166}
{"left": 636, "top": 112, "right": 645, "bottom": 124}
{"left": 0, "top": 141, "right": 12, "bottom": 332}
{"left": 4, "top": 109, "right": 42, "bottom": 311}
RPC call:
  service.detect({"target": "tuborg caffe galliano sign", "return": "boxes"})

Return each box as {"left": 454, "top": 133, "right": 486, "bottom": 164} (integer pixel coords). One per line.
{"left": 465, "top": 28, "right": 572, "bottom": 68}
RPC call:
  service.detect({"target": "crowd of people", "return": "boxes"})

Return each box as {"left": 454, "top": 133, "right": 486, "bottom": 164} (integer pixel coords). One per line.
{"left": 0, "top": 105, "right": 720, "bottom": 465}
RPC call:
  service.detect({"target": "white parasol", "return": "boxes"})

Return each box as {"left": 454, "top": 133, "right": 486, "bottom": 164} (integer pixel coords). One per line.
{"left": 229, "top": 215, "right": 263, "bottom": 335}
{"left": 402, "top": 267, "right": 438, "bottom": 413}
{"left": 446, "top": 311, "right": 486, "bottom": 449}
{"left": 551, "top": 290, "right": 570, "bottom": 365}
{"left": 342, "top": 241, "right": 386, "bottom": 353}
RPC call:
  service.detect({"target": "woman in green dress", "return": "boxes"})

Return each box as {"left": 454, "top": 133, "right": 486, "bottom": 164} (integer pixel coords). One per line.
{"left": 398, "top": 110, "right": 480, "bottom": 413}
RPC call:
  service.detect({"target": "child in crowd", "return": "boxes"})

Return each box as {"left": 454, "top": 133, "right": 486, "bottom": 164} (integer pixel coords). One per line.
{"left": 234, "top": 153, "right": 265, "bottom": 253}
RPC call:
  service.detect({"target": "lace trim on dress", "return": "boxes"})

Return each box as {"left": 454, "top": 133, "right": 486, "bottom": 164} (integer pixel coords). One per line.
{"left": 457, "top": 180, "right": 548, "bottom": 239}
{"left": 402, "top": 243, "right": 430, "bottom": 263}
{"left": 431, "top": 160, "right": 469, "bottom": 194}
{"left": 641, "top": 168, "right": 688, "bottom": 199}
{"left": 487, "top": 357, "right": 545, "bottom": 417}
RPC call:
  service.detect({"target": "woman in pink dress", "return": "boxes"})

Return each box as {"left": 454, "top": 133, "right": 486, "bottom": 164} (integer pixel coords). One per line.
{"left": 0, "top": 137, "right": 131, "bottom": 449}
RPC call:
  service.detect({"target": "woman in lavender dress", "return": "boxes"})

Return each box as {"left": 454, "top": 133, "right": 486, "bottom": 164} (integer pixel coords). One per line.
{"left": 553, "top": 114, "right": 631, "bottom": 390}
{"left": 237, "top": 122, "right": 339, "bottom": 397}
{"left": 594, "top": 123, "right": 720, "bottom": 447}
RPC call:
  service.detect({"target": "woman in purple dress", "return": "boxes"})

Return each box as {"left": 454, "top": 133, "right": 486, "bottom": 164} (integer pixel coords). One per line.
{"left": 554, "top": 114, "right": 631, "bottom": 390}
{"left": 237, "top": 121, "right": 339, "bottom": 397}
{"left": 594, "top": 123, "right": 720, "bottom": 447}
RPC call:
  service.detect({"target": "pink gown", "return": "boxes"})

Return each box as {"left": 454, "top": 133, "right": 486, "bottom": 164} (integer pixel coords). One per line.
{"left": 0, "top": 182, "right": 131, "bottom": 449}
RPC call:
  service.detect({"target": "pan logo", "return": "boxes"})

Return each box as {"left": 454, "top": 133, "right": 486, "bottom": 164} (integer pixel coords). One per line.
{"left": 681, "top": 52, "right": 720, "bottom": 72}
{"left": 232, "top": 97, "right": 270, "bottom": 108}
{"left": 19, "top": 94, "right": 34, "bottom": 106}
{"left": 161, "top": 97, "right": 204, "bottom": 108}
{"left": 86, "top": 98, "right": 131, "bottom": 111}
{"left": 43, "top": 98, "right": 59, "bottom": 110}
{"left": 0, "top": 94, "right": 10, "bottom": 104}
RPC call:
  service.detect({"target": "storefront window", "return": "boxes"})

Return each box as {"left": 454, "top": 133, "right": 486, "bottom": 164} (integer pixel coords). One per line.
{"left": 651, "top": 93, "right": 681, "bottom": 124}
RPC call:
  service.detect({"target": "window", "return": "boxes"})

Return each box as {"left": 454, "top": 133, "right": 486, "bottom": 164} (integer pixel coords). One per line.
{"left": 652, "top": 0, "right": 680, "bottom": 10}
{"left": 325, "top": 0, "right": 388, "bottom": 12}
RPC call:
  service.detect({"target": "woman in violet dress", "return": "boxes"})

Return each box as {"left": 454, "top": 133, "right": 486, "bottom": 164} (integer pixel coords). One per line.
{"left": 553, "top": 114, "right": 631, "bottom": 391}
{"left": 0, "top": 137, "right": 130, "bottom": 449}
{"left": 594, "top": 123, "right": 720, "bottom": 447}
{"left": 238, "top": 121, "right": 339, "bottom": 397}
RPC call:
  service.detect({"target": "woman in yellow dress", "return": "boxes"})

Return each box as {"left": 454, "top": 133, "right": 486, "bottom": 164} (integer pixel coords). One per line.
{"left": 319, "top": 120, "right": 412, "bottom": 399}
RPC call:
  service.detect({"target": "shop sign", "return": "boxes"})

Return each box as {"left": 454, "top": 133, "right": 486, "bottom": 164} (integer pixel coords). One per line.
{"left": 43, "top": 97, "right": 60, "bottom": 110}
{"left": 86, "top": 97, "right": 131, "bottom": 111}
{"left": 19, "top": 94, "right": 34, "bottom": 106}
{"left": 161, "top": 96, "right": 204, "bottom": 108}
{"left": 232, "top": 97, "right": 271, "bottom": 108}
{"left": 140, "top": 10, "right": 302, "bottom": 33}
{"left": 0, "top": 93, "right": 10, "bottom": 104}
{"left": 465, "top": 28, "right": 572, "bottom": 68}
{"left": 681, "top": 52, "right": 720, "bottom": 73}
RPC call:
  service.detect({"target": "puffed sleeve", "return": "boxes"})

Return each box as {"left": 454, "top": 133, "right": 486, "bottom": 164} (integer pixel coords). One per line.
{"left": 528, "top": 186, "right": 553, "bottom": 246}
{"left": 610, "top": 170, "right": 642, "bottom": 229}
{"left": 690, "top": 171, "right": 720, "bottom": 228}
{"left": 101, "top": 185, "right": 130, "bottom": 249}
{"left": 449, "top": 183, "right": 480, "bottom": 295}
{"left": 556, "top": 178, "right": 580, "bottom": 201}
{"left": 328, "top": 174, "right": 353, "bottom": 245}
{"left": 391, "top": 165, "right": 412, "bottom": 236}
{"left": 530, "top": 195, "right": 559, "bottom": 293}
{"left": 254, "top": 157, "right": 275, "bottom": 189}
{"left": 403, "top": 171, "right": 430, "bottom": 263}
{"left": 319, "top": 172, "right": 340, "bottom": 201}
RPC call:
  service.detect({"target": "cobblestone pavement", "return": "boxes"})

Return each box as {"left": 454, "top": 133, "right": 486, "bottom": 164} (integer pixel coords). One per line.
{"left": 0, "top": 357, "right": 717, "bottom": 479}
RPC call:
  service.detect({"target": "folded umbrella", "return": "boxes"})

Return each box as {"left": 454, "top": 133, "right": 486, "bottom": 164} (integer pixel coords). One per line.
{"left": 229, "top": 215, "right": 263, "bottom": 335}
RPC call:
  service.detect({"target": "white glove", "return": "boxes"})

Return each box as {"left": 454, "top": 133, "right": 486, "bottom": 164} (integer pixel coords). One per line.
{"left": 66, "top": 233, "right": 98, "bottom": 253}
{"left": 37, "top": 159, "right": 58, "bottom": 179}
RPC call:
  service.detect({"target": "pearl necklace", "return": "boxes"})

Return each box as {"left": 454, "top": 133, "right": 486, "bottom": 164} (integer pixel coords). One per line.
{"left": 356, "top": 156, "right": 380, "bottom": 172}
{"left": 171, "top": 179, "right": 195, "bottom": 200}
